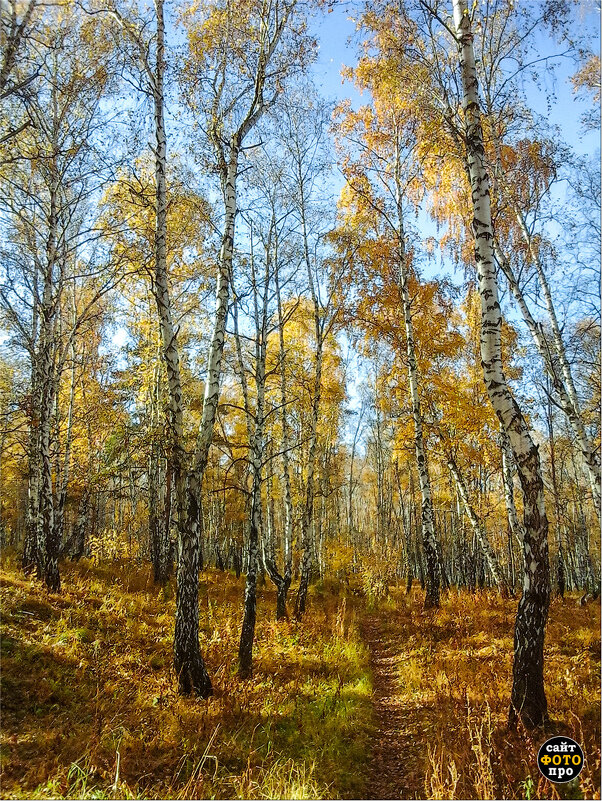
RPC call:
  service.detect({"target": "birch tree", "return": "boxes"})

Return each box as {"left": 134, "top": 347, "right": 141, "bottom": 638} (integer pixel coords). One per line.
{"left": 271, "top": 248, "right": 295, "bottom": 619}
{"left": 333, "top": 84, "right": 443, "bottom": 608}
{"left": 91, "top": 0, "right": 314, "bottom": 695}
{"left": 448, "top": 0, "right": 551, "bottom": 727}
{"left": 176, "top": 0, "right": 314, "bottom": 694}
{"left": 409, "top": 0, "right": 600, "bottom": 517}
{"left": 0, "top": 2, "right": 120, "bottom": 591}
{"left": 231, "top": 252, "right": 265, "bottom": 676}
{"left": 271, "top": 94, "right": 345, "bottom": 617}
{"left": 230, "top": 210, "right": 285, "bottom": 674}
{"left": 490, "top": 147, "right": 601, "bottom": 517}
{"left": 359, "top": 0, "right": 559, "bottom": 727}
{"left": 235, "top": 143, "right": 299, "bottom": 625}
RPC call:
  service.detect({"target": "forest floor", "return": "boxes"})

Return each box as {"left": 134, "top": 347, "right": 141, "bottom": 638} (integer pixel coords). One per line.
{"left": 361, "top": 612, "right": 425, "bottom": 799}
{"left": 0, "top": 554, "right": 600, "bottom": 800}
{"left": 360, "top": 593, "right": 600, "bottom": 800}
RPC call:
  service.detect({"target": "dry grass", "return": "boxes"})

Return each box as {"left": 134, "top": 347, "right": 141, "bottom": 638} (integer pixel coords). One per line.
{"left": 0, "top": 555, "right": 372, "bottom": 799}
{"left": 379, "top": 587, "right": 600, "bottom": 800}
{"left": 1, "top": 555, "right": 599, "bottom": 800}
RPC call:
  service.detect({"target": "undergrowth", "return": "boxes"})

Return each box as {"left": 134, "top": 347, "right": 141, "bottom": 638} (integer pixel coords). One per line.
{"left": 0, "top": 556, "right": 372, "bottom": 800}
{"left": 1, "top": 555, "right": 600, "bottom": 800}
{"left": 371, "top": 587, "right": 600, "bottom": 800}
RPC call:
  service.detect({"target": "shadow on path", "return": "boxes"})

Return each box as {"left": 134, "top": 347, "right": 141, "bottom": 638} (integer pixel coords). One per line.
{"left": 361, "top": 612, "right": 432, "bottom": 800}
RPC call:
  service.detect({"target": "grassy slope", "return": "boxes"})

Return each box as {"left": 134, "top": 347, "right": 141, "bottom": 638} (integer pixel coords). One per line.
{"left": 0, "top": 557, "right": 372, "bottom": 800}
{"left": 0, "top": 555, "right": 600, "bottom": 800}
{"left": 370, "top": 589, "right": 601, "bottom": 800}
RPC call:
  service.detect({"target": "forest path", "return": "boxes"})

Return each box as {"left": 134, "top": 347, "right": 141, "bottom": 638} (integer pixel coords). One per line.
{"left": 361, "top": 608, "right": 430, "bottom": 800}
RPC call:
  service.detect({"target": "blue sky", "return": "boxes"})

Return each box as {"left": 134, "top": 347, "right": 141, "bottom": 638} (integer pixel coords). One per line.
{"left": 307, "top": 0, "right": 601, "bottom": 285}
{"left": 301, "top": 0, "right": 601, "bottom": 426}
{"left": 309, "top": 1, "right": 600, "bottom": 156}
{"left": 112, "top": 2, "right": 600, "bottom": 354}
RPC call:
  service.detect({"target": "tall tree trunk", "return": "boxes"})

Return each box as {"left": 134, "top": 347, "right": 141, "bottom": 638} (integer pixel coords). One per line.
{"left": 253, "top": 248, "right": 293, "bottom": 623}
{"left": 192, "top": 151, "right": 237, "bottom": 480}
{"left": 53, "top": 347, "right": 76, "bottom": 558}
{"left": 148, "top": 358, "right": 172, "bottom": 585}
{"left": 238, "top": 223, "right": 268, "bottom": 676}
{"left": 152, "top": 0, "right": 211, "bottom": 697}
{"left": 294, "top": 178, "right": 323, "bottom": 618}
{"left": 174, "top": 147, "right": 236, "bottom": 696}
{"left": 161, "top": 463, "right": 173, "bottom": 578}
{"left": 546, "top": 389, "right": 567, "bottom": 599}
{"left": 394, "top": 138, "right": 440, "bottom": 609}
{"left": 23, "top": 358, "right": 41, "bottom": 573}
{"left": 36, "top": 150, "right": 60, "bottom": 592}
{"left": 489, "top": 121, "right": 600, "bottom": 515}
{"left": 395, "top": 462, "right": 414, "bottom": 593}
{"left": 39, "top": 192, "right": 60, "bottom": 592}
{"left": 40, "top": 347, "right": 59, "bottom": 591}
{"left": 238, "top": 469, "right": 260, "bottom": 677}
{"left": 294, "top": 342, "right": 321, "bottom": 617}
{"left": 452, "top": 0, "right": 550, "bottom": 728}
{"left": 569, "top": 450, "right": 598, "bottom": 601}
{"left": 275, "top": 258, "right": 293, "bottom": 615}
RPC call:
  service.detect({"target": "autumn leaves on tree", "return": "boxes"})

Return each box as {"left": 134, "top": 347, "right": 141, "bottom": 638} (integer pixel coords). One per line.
{"left": 0, "top": 0, "right": 599, "bottom": 741}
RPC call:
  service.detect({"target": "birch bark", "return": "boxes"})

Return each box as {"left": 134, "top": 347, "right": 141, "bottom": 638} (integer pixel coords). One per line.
{"left": 97, "top": 0, "right": 305, "bottom": 694}
{"left": 274, "top": 258, "right": 293, "bottom": 616}
{"left": 177, "top": 0, "right": 296, "bottom": 689}
{"left": 452, "top": 0, "right": 550, "bottom": 728}
{"left": 294, "top": 180, "right": 323, "bottom": 617}
{"left": 232, "top": 225, "right": 269, "bottom": 675}
{"left": 151, "top": 0, "right": 212, "bottom": 696}
{"left": 393, "top": 138, "right": 440, "bottom": 609}
{"left": 237, "top": 261, "right": 267, "bottom": 675}
{"left": 39, "top": 157, "right": 60, "bottom": 592}
{"left": 545, "top": 392, "right": 567, "bottom": 598}
{"left": 245, "top": 226, "right": 292, "bottom": 623}
{"left": 23, "top": 354, "right": 41, "bottom": 573}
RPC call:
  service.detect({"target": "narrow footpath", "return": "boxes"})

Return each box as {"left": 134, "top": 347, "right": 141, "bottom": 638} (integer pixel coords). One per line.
{"left": 361, "top": 611, "right": 429, "bottom": 800}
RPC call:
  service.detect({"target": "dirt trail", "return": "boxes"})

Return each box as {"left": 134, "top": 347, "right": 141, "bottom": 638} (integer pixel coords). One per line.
{"left": 361, "top": 612, "right": 428, "bottom": 800}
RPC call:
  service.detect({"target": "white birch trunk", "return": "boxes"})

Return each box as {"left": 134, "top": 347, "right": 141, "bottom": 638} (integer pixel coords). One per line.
{"left": 192, "top": 151, "right": 237, "bottom": 480}
{"left": 249, "top": 236, "right": 292, "bottom": 622}
{"left": 275, "top": 259, "right": 293, "bottom": 603}
{"left": 453, "top": 0, "right": 550, "bottom": 728}
{"left": 40, "top": 159, "right": 60, "bottom": 592}
{"left": 394, "top": 138, "right": 440, "bottom": 608}
{"left": 146, "top": 0, "right": 296, "bottom": 694}
{"left": 23, "top": 355, "right": 41, "bottom": 573}
{"left": 151, "top": 0, "right": 211, "bottom": 697}
{"left": 237, "top": 243, "right": 268, "bottom": 674}
{"left": 294, "top": 181, "right": 322, "bottom": 617}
